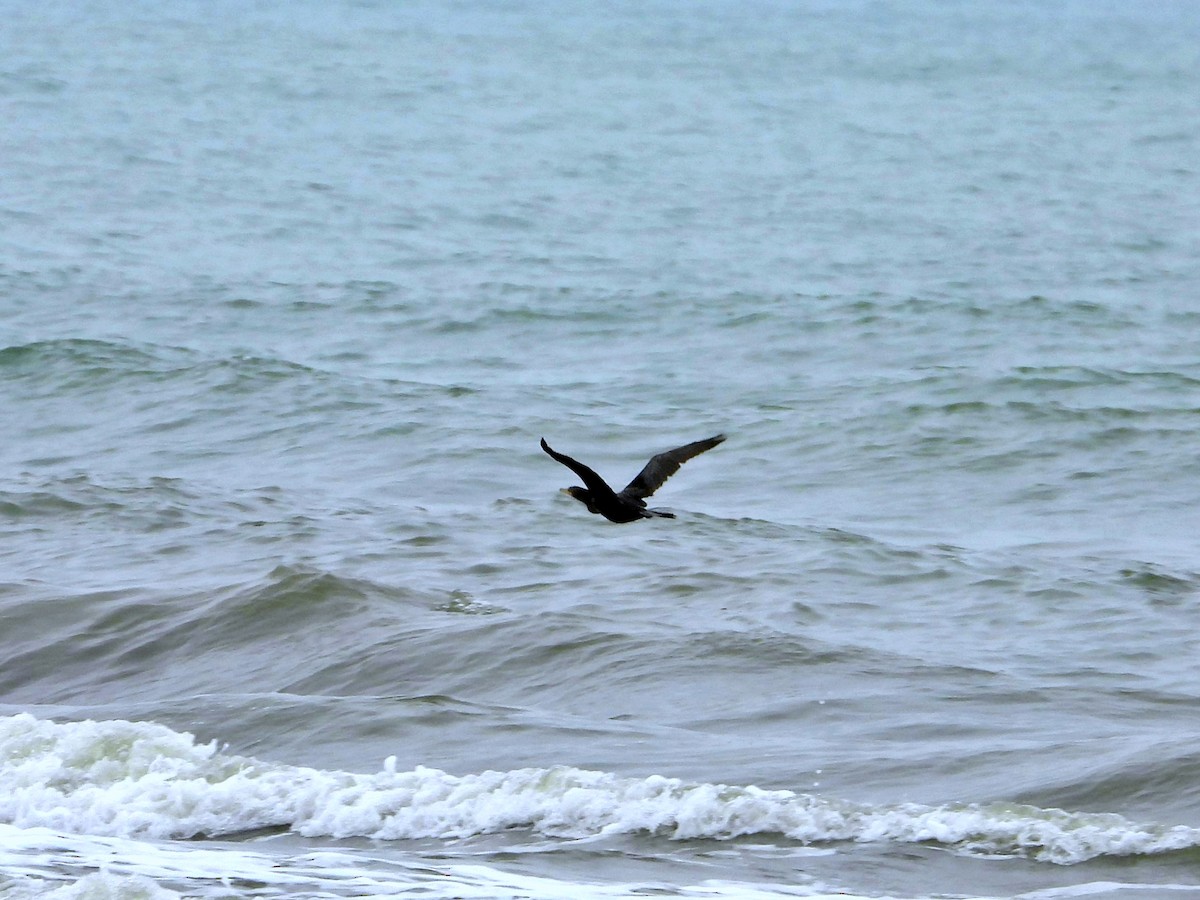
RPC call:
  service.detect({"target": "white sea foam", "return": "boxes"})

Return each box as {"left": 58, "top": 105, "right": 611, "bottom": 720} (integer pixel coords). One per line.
{"left": 0, "top": 822, "right": 865, "bottom": 900}
{"left": 4, "top": 825, "right": 1198, "bottom": 900}
{"left": 2, "top": 873, "right": 183, "bottom": 900}
{"left": 2, "top": 714, "right": 1198, "bottom": 867}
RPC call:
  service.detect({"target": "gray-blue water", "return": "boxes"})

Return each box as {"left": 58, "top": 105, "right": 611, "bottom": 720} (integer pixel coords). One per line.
{"left": 3, "top": 2, "right": 1200, "bottom": 898}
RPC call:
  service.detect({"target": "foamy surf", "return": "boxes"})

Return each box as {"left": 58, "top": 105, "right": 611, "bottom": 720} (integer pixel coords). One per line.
{"left": 5, "top": 819, "right": 1199, "bottom": 900}
{"left": 2, "top": 714, "right": 1197, "bottom": 868}
{"left": 0, "top": 823, "right": 845, "bottom": 900}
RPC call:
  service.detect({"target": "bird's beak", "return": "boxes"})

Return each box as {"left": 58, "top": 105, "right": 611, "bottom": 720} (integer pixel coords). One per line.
{"left": 559, "top": 488, "right": 572, "bottom": 496}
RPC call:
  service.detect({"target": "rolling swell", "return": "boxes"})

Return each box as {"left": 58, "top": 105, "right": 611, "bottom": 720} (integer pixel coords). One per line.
{"left": 0, "top": 567, "right": 433, "bottom": 704}
{"left": 4, "top": 533, "right": 1196, "bottom": 819}
{"left": 0, "top": 558, "right": 848, "bottom": 710}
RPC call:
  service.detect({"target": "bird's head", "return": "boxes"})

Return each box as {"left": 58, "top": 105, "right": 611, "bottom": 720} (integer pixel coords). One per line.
{"left": 561, "top": 486, "right": 596, "bottom": 511}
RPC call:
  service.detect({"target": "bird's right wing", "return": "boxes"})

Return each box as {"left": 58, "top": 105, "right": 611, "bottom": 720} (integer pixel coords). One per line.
{"left": 540, "top": 438, "right": 618, "bottom": 498}
{"left": 619, "top": 434, "right": 726, "bottom": 500}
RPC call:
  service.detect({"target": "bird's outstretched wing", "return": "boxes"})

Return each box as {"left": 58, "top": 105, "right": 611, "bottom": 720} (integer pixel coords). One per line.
{"left": 540, "top": 438, "right": 619, "bottom": 499}
{"left": 619, "top": 434, "right": 725, "bottom": 501}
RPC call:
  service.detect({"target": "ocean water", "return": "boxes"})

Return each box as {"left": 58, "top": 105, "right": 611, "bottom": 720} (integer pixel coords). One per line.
{"left": 3, "top": 1, "right": 1200, "bottom": 898}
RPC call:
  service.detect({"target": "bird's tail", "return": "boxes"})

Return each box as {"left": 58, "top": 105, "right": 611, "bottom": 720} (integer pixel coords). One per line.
{"left": 645, "top": 509, "right": 676, "bottom": 519}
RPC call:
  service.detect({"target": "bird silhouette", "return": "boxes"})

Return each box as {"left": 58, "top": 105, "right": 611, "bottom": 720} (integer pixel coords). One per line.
{"left": 540, "top": 434, "right": 725, "bottom": 522}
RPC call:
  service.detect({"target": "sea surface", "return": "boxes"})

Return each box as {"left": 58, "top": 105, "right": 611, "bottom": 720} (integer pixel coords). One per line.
{"left": 3, "top": 2, "right": 1200, "bottom": 898}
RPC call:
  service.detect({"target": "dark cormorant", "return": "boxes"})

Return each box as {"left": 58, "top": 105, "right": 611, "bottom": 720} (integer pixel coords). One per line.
{"left": 540, "top": 434, "right": 725, "bottom": 523}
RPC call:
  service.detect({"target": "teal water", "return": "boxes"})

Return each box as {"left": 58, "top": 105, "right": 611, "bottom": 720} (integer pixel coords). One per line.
{"left": 3, "top": 2, "right": 1200, "bottom": 898}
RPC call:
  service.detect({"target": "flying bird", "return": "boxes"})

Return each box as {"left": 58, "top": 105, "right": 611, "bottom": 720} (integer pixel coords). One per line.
{"left": 540, "top": 434, "right": 725, "bottom": 522}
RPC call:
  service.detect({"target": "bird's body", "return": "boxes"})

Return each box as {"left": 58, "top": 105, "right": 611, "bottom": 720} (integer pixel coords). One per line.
{"left": 540, "top": 434, "right": 725, "bottom": 522}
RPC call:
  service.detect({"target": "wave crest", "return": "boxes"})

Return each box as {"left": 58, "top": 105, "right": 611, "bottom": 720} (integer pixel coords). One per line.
{"left": 3, "top": 715, "right": 1198, "bottom": 865}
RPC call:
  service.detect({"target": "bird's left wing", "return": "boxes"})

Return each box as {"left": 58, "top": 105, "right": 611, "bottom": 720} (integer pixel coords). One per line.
{"left": 540, "top": 438, "right": 618, "bottom": 498}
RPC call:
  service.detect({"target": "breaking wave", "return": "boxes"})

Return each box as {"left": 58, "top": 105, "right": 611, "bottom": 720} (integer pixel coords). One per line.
{"left": 3, "top": 714, "right": 1197, "bottom": 866}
